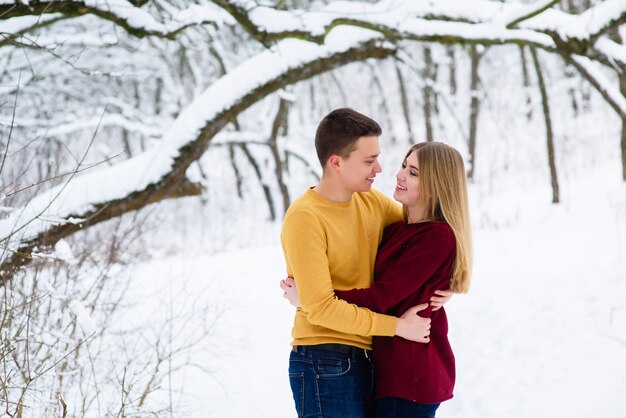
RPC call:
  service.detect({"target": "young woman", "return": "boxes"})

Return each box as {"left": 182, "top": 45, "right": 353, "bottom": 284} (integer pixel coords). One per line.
{"left": 283, "top": 141, "right": 472, "bottom": 418}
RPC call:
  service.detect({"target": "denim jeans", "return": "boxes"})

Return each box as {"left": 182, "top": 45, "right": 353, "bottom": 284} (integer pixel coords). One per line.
{"left": 375, "top": 397, "right": 440, "bottom": 418}
{"left": 288, "top": 345, "right": 375, "bottom": 418}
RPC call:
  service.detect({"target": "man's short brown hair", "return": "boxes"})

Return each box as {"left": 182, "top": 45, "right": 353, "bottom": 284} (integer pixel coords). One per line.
{"left": 315, "top": 108, "right": 382, "bottom": 167}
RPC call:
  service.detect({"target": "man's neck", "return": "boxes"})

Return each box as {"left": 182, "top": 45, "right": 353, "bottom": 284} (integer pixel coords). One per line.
{"left": 313, "top": 178, "right": 353, "bottom": 202}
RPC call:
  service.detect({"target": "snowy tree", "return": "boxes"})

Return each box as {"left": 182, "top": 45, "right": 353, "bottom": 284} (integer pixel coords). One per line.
{"left": 0, "top": 0, "right": 625, "bottom": 414}
{"left": 1, "top": 0, "right": 625, "bottom": 277}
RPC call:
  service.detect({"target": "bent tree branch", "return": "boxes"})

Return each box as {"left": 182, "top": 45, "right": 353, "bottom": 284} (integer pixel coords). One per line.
{"left": 0, "top": 34, "right": 395, "bottom": 280}
{"left": 2, "top": 0, "right": 626, "bottom": 280}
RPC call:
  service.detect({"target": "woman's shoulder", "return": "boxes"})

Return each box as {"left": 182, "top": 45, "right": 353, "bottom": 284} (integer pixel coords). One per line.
{"left": 383, "top": 220, "right": 406, "bottom": 235}
{"left": 425, "top": 221, "right": 454, "bottom": 234}
{"left": 410, "top": 222, "right": 455, "bottom": 248}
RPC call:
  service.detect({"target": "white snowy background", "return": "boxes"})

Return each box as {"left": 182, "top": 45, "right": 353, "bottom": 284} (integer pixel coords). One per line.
{"left": 1, "top": 0, "right": 625, "bottom": 417}
{"left": 125, "top": 153, "right": 626, "bottom": 418}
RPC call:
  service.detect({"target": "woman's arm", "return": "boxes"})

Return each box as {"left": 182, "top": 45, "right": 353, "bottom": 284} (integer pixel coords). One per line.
{"left": 280, "top": 278, "right": 453, "bottom": 310}
{"left": 335, "top": 225, "right": 455, "bottom": 314}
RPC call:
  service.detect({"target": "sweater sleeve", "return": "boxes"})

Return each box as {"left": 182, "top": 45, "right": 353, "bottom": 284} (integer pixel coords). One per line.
{"left": 335, "top": 225, "right": 455, "bottom": 315}
{"left": 281, "top": 210, "right": 397, "bottom": 337}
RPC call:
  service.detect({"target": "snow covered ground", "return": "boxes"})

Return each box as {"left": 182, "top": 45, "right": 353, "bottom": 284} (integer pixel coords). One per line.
{"left": 125, "top": 160, "right": 626, "bottom": 418}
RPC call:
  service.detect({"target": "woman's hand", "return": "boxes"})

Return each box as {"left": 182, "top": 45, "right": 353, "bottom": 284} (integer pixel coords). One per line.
{"left": 430, "top": 289, "right": 453, "bottom": 311}
{"left": 280, "top": 277, "right": 301, "bottom": 308}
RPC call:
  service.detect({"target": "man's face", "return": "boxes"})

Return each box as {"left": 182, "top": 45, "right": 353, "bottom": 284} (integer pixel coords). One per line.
{"left": 337, "top": 135, "right": 382, "bottom": 193}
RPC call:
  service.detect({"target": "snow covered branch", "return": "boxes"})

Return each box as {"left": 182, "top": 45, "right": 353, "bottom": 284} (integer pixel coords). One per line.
{"left": 208, "top": 0, "right": 626, "bottom": 124}
{"left": 0, "top": 0, "right": 228, "bottom": 40}
{"left": 2, "top": 0, "right": 625, "bottom": 280}
{"left": 209, "top": 0, "right": 625, "bottom": 70}
{"left": 0, "top": 14, "right": 70, "bottom": 48}
{"left": 0, "top": 27, "right": 395, "bottom": 280}
{"left": 3, "top": 1, "right": 624, "bottom": 70}
{"left": 566, "top": 54, "right": 626, "bottom": 119}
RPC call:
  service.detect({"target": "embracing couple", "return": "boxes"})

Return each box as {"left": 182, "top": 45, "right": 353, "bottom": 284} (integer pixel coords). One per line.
{"left": 279, "top": 108, "right": 472, "bottom": 418}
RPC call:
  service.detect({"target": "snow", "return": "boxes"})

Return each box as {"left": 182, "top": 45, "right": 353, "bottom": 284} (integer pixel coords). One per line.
{"left": 577, "top": 0, "right": 626, "bottom": 37}
{"left": 82, "top": 0, "right": 226, "bottom": 35}
{"left": 396, "top": 19, "right": 554, "bottom": 47}
{"left": 69, "top": 299, "right": 98, "bottom": 336}
{"left": 595, "top": 37, "right": 626, "bottom": 68}
{"left": 489, "top": 0, "right": 556, "bottom": 27}
{"left": 2, "top": 1, "right": 626, "bottom": 416}
{"left": 520, "top": 0, "right": 626, "bottom": 41}
{"left": 0, "top": 14, "right": 63, "bottom": 34}
{"left": 19, "top": 33, "right": 119, "bottom": 48}
{"left": 2, "top": 0, "right": 622, "bottom": 251}
{"left": 174, "top": 4, "right": 236, "bottom": 28}
{"left": 0, "top": 26, "right": 388, "bottom": 245}
{"left": 248, "top": 7, "right": 313, "bottom": 34}
{"left": 124, "top": 163, "right": 626, "bottom": 417}
{"left": 54, "top": 239, "right": 76, "bottom": 265}
{"left": 40, "top": 113, "right": 163, "bottom": 138}
{"left": 571, "top": 55, "right": 626, "bottom": 116}
{"left": 244, "top": 0, "right": 557, "bottom": 49}
{"left": 0, "top": 0, "right": 231, "bottom": 38}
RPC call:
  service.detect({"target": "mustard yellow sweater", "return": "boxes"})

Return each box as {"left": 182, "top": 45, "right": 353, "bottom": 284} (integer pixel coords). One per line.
{"left": 281, "top": 187, "right": 403, "bottom": 350}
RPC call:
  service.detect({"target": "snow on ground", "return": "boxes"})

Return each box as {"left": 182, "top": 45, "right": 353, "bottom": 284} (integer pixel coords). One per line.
{"left": 127, "top": 164, "right": 626, "bottom": 418}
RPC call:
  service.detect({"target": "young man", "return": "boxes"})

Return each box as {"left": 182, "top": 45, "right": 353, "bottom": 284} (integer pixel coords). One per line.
{"left": 280, "top": 108, "right": 451, "bottom": 418}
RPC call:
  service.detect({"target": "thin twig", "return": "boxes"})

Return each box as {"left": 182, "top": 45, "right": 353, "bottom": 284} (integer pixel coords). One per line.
{"left": 0, "top": 71, "right": 20, "bottom": 177}
{"left": 1, "top": 105, "right": 109, "bottom": 244}
{"left": 6, "top": 150, "right": 125, "bottom": 198}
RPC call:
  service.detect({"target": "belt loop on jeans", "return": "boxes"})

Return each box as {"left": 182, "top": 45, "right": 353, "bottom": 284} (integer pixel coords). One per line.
{"left": 292, "top": 344, "right": 372, "bottom": 360}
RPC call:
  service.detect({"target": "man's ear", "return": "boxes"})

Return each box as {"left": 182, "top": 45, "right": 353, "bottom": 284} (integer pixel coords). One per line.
{"left": 328, "top": 155, "right": 342, "bottom": 170}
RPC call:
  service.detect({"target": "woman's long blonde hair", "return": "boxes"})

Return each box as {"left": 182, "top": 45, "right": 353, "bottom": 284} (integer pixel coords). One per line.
{"left": 402, "top": 142, "right": 473, "bottom": 293}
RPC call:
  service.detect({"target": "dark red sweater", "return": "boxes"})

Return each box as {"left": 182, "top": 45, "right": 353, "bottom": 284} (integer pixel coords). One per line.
{"left": 335, "top": 221, "right": 456, "bottom": 404}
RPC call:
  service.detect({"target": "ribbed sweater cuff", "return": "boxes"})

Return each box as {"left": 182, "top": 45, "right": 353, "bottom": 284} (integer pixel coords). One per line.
{"left": 373, "top": 315, "right": 397, "bottom": 337}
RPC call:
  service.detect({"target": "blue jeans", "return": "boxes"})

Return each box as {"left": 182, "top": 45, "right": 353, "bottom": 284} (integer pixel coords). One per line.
{"left": 288, "top": 345, "right": 375, "bottom": 418}
{"left": 375, "top": 398, "right": 440, "bottom": 418}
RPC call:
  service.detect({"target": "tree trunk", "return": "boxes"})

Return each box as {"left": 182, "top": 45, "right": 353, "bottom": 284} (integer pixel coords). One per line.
{"left": 240, "top": 143, "right": 276, "bottom": 221}
{"left": 1, "top": 39, "right": 396, "bottom": 279}
{"left": 519, "top": 45, "right": 533, "bottom": 120}
{"left": 609, "top": 29, "right": 626, "bottom": 181}
{"left": 621, "top": 76, "right": 626, "bottom": 181}
{"left": 618, "top": 69, "right": 626, "bottom": 182}
{"left": 369, "top": 63, "right": 396, "bottom": 143}
{"left": 228, "top": 144, "right": 244, "bottom": 199}
{"left": 395, "top": 62, "right": 413, "bottom": 142}
{"left": 531, "top": 48, "right": 560, "bottom": 203}
{"left": 269, "top": 97, "right": 291, "bottom": 215}
{"left": 446, "top": 46, "right": 457, "bottom": 96}
{"left": 422, "top": 46, "right": 434, "bottom": 142}
{"left": 467, "top": 45, "right": 481, "bottom": 180}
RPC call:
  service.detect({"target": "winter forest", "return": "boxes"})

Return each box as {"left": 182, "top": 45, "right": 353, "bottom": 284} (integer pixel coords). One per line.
{"left": 1, "top": 0, "right": 625, "bottom": 416}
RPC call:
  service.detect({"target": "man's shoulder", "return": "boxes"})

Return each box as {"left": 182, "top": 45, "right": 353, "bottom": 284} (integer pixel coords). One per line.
{"left": 355, "top": 188, "right": 395, "bottom": 208}
{"left": 285, "top": 189, "right": 316, "bottom": 216}
{"left": 283, "top": 190, "right": 322, "bottom": 228}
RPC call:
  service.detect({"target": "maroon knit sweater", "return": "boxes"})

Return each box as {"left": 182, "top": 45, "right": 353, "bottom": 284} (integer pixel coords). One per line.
{"left": 335, "top": 221, "right": 456, "bottom": 404}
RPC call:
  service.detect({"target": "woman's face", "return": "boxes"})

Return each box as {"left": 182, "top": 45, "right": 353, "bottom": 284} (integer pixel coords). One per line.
{"left": 393, "top": 150, "right": 421, "bottom": 208}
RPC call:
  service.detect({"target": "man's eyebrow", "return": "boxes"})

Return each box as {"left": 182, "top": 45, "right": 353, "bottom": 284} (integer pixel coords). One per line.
{"left": 365, "top": 153, "right": 379, "bottom": 159}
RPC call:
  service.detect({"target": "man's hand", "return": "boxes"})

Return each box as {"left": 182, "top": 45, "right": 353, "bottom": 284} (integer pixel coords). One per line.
{"left": 430, "top": 289, "right": 453, "bottom": 311}
{"left": 395, "top": 303, "right": 431, "bottom": 343}
{"left": 280, "top": 277, "right": 301, "bottom": 308}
